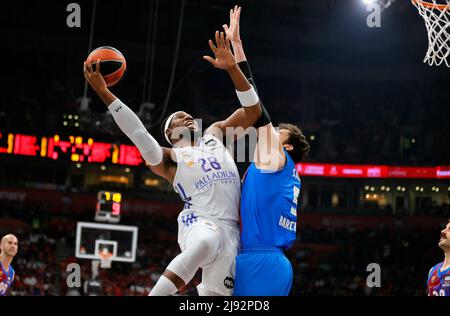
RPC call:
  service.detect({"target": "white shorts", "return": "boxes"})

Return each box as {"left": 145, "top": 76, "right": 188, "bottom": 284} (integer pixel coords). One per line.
{"left": 177, "top": 212, "right": 240, "bottom": 296}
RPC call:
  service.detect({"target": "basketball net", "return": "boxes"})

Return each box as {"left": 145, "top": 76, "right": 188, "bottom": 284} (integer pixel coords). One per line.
{"left": 412, "top": 0, "right": 450, "bottom": 67}
{"left": 99, "top": 248, "right": 112, "bottom": 269}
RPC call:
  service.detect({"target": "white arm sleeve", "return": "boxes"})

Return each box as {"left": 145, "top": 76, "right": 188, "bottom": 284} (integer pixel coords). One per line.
{"left": 108, "top": 99, "right": 163, "bottom": 166}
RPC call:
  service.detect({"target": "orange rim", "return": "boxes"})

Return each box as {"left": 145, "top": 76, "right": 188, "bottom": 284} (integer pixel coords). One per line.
{"left": 412, "top": 0, "right": 450, "bottom": 10}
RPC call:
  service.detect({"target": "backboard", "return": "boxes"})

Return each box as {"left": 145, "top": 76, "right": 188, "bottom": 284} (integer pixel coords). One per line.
{"left": 75, "top": 221, "right": 138, "bottom": 262}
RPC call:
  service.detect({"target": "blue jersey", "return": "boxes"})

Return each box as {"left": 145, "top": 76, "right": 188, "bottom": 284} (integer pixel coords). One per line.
{"left": 0, "top": 262, "right": 15, "bottom": 296}
{"left": 240, "top": 149, "right": 301, "bottom": 249}
{"left": 427, "top": 262, "right": 450, "bottom": 296}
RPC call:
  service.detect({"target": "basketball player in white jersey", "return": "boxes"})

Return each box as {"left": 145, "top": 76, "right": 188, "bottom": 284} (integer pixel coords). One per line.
{"left": 83, "top": 31, "right": 261, "bottom": 296}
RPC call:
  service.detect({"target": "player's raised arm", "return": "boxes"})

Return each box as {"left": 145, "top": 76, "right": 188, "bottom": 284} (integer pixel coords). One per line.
{"left": 222, "top": 6, "right": 283, "bottom": 170}
{"left": 83, "top": 59, "right": 176, "bottom": 182}
{"left": 203, "top": 31, "right": 262, "bottom": 139}
{"left": 224, "top": 6, "right": 271, "bottom": 127}
{"left": 224, "top": 6, "right": 247, "bottom": 64}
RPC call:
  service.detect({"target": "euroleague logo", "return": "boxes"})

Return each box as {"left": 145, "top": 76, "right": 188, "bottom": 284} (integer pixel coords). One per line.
{"left": 224, "top": 276, "right": 234, "bottom": 289}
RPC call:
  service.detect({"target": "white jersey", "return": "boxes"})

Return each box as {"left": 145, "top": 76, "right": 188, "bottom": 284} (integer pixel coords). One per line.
{"left": 172, "top": 134, "right": 240, "bottom": 228}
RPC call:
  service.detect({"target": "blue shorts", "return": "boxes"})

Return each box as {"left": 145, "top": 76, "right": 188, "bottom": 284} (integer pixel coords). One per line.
{"left": 233, "top": 247, "right": 293, "bottom": 296}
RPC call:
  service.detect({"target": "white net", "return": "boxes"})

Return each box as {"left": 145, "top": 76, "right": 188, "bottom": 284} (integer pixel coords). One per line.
{"left": 100, "top": 257, "right": 111, "bottom": 269}
{"left": 412, "top": 0, "right": 450, "bottom": 67}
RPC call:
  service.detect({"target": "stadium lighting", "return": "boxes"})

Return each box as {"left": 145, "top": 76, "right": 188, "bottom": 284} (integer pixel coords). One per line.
{"left": 68, "top": 115, "right": 73, "bottom": 120}
{"left": 365, "top": 194, "right": 370, "bottom": 199}
{"left": 415, "top": 186, "right": 420, "bottom": 191}
{"left": 401, "top": 187, "right": 406, "bottom": 192}
{"left": 386, "top": 187, "right": 391, "bottom": 192}
{"left": 63, "top": 121, "right": 68, "bottom": 126}
{"left": 74, "top": 115, "right": 79, "bottom": 120}
{"left": 381, "top": 186, "right": 385, "bottom": 190}
{"left": 363, "top": 0, "right": 397, "bottom": 12}
{"left": 310, "top": 135, "right": 315, "bottom": 141}
{"left": 125, "top": 168, "right": 130, "bottom": 173}
{"left": 76, "top": 163, "right": 81, "bottom": 168}
{"left": 364, "top": 185, "right": 369, "bottom": 190}
{"left": 101, "top": 165, "right": 106, "bottom": 171}
{"left": 145, "top": 179, "right": 160, "bottom": 187}
{"left": 370, "top": 187, "right": 375, "bottom": 191}
{"left": 436, "top": 188, "right": 440, "bottom": 192}
{"left": 75, "top": 122, "right": 80, "bottom": 127}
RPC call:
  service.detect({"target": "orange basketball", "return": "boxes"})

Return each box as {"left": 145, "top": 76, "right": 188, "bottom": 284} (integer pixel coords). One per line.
{"left": 86, "top": 46, "right": 126, "bottom": 87}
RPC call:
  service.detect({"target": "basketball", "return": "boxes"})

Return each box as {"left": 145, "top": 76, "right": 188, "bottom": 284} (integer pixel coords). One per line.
{"left": 86, "top": 46, "right": 126, "bottom": 87}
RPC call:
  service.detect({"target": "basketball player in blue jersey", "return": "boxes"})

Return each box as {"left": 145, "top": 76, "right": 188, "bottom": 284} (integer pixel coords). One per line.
{"left": 223, "top": 6, "right": 310, "bottom": 296}
{"left": 84, "top": 31, "right": 262, "bottom": 296}
{"left": 427, "top": 220, "right": 450, "bottom": 296}
{"left": 0, "top": 234, "right": 18, "bottom": 296}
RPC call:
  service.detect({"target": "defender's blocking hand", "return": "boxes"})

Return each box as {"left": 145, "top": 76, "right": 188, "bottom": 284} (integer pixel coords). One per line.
{"left": 203, "top": 31, "right": 236, "bottom": 70}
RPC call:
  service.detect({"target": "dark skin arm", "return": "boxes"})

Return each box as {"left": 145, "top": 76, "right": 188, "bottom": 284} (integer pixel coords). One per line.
{"left": 225, "top": 6, "right": 286, "bottom": 170}
{"left": 203, "top": 31, "right": 262, "bottom": 140}
{"left": 83, "top": 59, "right": 177, "bottom": 183}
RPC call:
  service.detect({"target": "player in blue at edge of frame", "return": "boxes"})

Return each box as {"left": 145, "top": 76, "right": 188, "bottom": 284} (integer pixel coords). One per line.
{"left": 427, "top": 220, "right": 450, "bottom": 296}
{"left": 0, "top": 234, "right": 18, "bottom": 296}
{"left": 223, "top": 6, "right": 310, "bottom": 296}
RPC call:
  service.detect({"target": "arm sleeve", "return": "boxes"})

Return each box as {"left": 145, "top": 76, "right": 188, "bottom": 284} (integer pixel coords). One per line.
{"left": 237, "top": 61, "right": 271, "bottom": 128}
{"left": 108, "top": 99, "right": 163, "bottom": 166}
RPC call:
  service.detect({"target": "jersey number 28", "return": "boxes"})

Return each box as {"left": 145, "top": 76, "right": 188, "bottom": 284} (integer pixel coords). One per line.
{"left": 199, "top": 157, "right": 221, "bottom": 173}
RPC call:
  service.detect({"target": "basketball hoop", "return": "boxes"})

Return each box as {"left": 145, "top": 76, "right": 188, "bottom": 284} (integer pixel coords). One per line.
{"left": 412, "top": 0, "right": 450, "bottom": 67}
{"left": 99, "top": 249, "right": 113, "bottom": 269}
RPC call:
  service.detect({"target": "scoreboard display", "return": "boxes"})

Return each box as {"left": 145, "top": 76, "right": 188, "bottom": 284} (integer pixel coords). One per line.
{"left": 0, "top": 132, "right": 143, "bottom": 166}
{"left": 95, "top": 191, "right": 122, "bottom": 223}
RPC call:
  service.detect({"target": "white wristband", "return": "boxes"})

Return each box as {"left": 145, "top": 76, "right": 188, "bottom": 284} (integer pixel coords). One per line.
{"left": 236, "top": 86, "right": 259, "bottom": 107}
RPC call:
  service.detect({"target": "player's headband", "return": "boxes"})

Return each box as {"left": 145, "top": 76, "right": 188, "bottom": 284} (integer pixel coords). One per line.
{"left": 163, "top": 112, "right": 177, "bottom": 145}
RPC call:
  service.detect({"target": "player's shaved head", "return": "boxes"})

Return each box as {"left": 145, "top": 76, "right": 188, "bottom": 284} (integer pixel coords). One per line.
{"left": 1, "top": 234, "right": 17, "bottom": 244}
{"left": 0, "top": 234, "right": 18, "bottom": 258}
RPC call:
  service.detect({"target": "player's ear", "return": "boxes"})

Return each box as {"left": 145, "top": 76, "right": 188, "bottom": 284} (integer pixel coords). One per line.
{"left": 165, "top": 128, "right": 172, "bottom": 139}
{"left": 283, "top": 144, "right": 293, "bottom": 152}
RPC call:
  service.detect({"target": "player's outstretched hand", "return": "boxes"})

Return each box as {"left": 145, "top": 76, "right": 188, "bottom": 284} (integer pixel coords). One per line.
{"left": 223, "top": 5, "right": 241, "bottom": 43}
{"left": 203, "top": 31, "right": 236, "bottom": 70}
{"left": 83, "top": 59, "right": 107, "bottom": 94}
